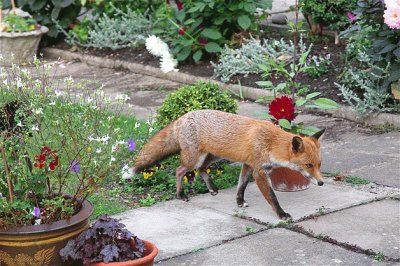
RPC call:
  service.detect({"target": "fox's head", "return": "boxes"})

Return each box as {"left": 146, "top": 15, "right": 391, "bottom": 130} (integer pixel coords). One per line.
{"left": 268, "top": 128, "right": 326, "bottom": 186}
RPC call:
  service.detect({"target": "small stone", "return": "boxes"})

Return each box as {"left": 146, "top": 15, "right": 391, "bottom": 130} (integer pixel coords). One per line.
{"left": 271, "top": 14, "right": 288, "bottom": 25}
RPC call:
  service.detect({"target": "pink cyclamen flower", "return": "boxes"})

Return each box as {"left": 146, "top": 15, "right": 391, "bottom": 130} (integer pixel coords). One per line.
{"left": 384, "top": 7, "right": 400, "bottom": 29}
{"left": 347, "top": 11, "right": 357, "bottom": 22}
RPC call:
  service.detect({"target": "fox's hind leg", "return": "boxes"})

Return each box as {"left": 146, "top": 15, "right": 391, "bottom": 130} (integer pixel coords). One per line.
{"left": 236, "top": 164, "right": 252, "bottom": 207}
{"left": 198, "top": 154, "right": 220, "bottom": 196}
{"left": 176, "top": 151, "right": 208, "bottom": 201}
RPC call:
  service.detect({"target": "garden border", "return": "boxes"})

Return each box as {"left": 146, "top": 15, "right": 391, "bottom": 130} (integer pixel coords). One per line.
{"left": 43, "top": 47, "right": 400, "bottom": 127}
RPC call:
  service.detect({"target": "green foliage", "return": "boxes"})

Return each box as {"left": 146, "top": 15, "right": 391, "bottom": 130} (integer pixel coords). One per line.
{"left": 156, "top": 0, "right": 272, "bottom": 62}
{"left": 336, "top": 56, "right": 399, "bottom": 116}
{"left": 86, "top": 0, "right": 165, "bottom": 17}
{"left": 300, "top": 0, "right": 357, "bottom": 31}
{"left": 62, "top": 8, "right": 155, "bottom": 50}
{"left": 18, "top": 0, "right": 82, "bottom": 41}
{"left": 345, "top": 176, "right": 370, "bottom": 185}
{"left": 304, "top": 52, "right": 331, "bottom": 79}
{"left": 2, "top": 14, "right": 36, "bottom": 32}
{"left": 155, "top": 81, "right": 238, "bottom": 128}
{"left": 342, "top": 0, "right": 400, "bottom": 86}
{"left": 213, "top": 38, "right": 302, "bottom": 83}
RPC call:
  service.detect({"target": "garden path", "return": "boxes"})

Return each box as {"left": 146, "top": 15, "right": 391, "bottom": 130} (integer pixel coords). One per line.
{"left": 49, "top": 58, "right": 400, "bottom": 265}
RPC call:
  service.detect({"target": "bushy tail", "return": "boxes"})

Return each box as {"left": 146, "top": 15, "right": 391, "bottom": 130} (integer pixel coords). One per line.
{"left": 133, "top": 122, "right": 180, "bottom": 173}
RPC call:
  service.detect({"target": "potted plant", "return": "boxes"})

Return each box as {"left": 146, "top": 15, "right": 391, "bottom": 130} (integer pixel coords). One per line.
{"left": 60, "top": 215, "right": 158, "bottom": 265}
{"left": 0, "top": 59, "right": 135, "bottom": 265}
{"left": 0, "top": 0, "right": 48, "bottom": 66}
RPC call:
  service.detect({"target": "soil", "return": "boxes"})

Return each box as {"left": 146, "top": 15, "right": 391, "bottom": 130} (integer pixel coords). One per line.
{"left": 54, "top": 30, "right": 347, "bottom": 103}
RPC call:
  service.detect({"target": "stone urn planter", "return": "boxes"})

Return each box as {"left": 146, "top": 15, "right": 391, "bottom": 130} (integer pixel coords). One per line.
{"left": 90, "top": 240, "right": 159, "bottom": 266}
{"left": 0, "top": 25, "right": 48, "bottom": 66}
{"left": 0, "top": 198, "right": 93, "bottom": 266}
{"left": 270, "top": 167, "right": 311, "bottom": 192}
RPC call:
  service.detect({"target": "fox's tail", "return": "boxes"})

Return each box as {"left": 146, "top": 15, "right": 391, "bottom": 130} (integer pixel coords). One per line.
{"left": 132, "top": 121, "right": 180, "bottom": 174}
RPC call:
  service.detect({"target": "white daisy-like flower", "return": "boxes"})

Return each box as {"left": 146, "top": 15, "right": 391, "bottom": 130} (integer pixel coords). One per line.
{"left": 49, "top": 101, "right": 56, "bottom": 106}
{"left": 101, "top": 135, "right": 110, "bottom": 143}
{"left": 134, "top": 122, "right": 140, "bottom": 129}
{"left": 31, "top": 125, "right": 39, "bottom": 131}
{"left": 96, "top": 148, "right": 102, "bottom": 154}
{"left": 149, "top": 127, "right": 154, "bottom": 134}
{"left": 16, "top": 121, "right": 23, "bottom": 127}
{"left": 160, "top": 53, "right": 179, "bottom": 73}
{"left": 115, "top": 94, "right": 130, "bottom": 102}
{"left": 146, "top": 35, "right": 170, "bottom": 57}
{"left": 33, "top": 108, "right": 43, "bottom": 115}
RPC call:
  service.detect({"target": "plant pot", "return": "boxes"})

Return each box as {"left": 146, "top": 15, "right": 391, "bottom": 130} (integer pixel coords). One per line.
{"left": 270, "top": 167, "right": 310, "bottom": 192}
{"left": 90, "top": 240, "right": 158, "bottom": 266}
{"left": 0, "top": 25, "right": 48, "bottom": 66}
{"left": 0, "top": 198, "right": 93, "bottom": 266}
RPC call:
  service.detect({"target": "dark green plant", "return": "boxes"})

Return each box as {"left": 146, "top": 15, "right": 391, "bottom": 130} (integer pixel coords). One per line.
{"left": 86, "top": 0, "right": 165, "bottom": 17}
{"left": 17, "top": 0, "right": 82, "bottom": 41}
{"left": 155, "top": 81, "right": 238, "bottom": 128}
{"left": 155, "top": 0, "right": 272, "bottom": 62}
{"left": 300, "top": 0, "right": 357, "bottom": 32}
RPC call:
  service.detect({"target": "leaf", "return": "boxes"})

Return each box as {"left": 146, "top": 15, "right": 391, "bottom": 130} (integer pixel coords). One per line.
{"left": 204, "top": 42, "right": 221, "bottom": 53}
{"left": 258, "top": 64, "right": 270, "bottom": 73}
{"left": 177, "top": 46, "right": 191, "bottom": 61}
{"left": 393, "top": 48, "right": 400, "bottom": 58}
{"left": 379, "top": 44, "right": 397, "bottom": 54}
{"left": 296, "top": 98, "right": 306, "bottom": 107}
{"left": 31, "top": 0, "right": 47, "bottom": 10}
{"left": 100, "top": 244, "right": 119, "bottom": 263}
{"left": 193, "top": 50, "right": 203, "bottom": 62}
{"left": 175, "top": 10, "right": 186, "bottom": 22}
{"left": 278, "top": 119, "right": 291, "bottom": 129}
{"left": 299, "top": 126, "right": 320, "bottom": 136}
{"left": 305, "top": 92, "right": 322, "bottom": 100}
{"left": 51, "top": 0, "right": 74, "bottom": 8}
{"left": 255, "top": 81, "right": 273, "bottom": 87}
{"left": 201, "top": 28, "right": 222, "bottom": 40}
{"left": 238, "top": 15, "right": 251, "bottom": 30}
{"left": 51, "top": 6, "right": 61, "bottom": 19}
{"left": 313, "top": 98, "right": 338, "bottom": 109}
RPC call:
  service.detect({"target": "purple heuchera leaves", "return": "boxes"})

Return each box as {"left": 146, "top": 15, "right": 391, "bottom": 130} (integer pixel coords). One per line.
{"left": 59, "top": 215, "right": 145, "bottom": 264}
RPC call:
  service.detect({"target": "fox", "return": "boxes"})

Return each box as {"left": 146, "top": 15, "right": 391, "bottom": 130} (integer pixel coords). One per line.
{"left": 130, "top": 109, "right": 325, "bottom": 219}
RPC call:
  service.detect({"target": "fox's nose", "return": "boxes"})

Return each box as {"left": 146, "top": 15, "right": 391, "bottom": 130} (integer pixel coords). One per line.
{"left": 317, "top": 181, "right": 324, "bottom": 186}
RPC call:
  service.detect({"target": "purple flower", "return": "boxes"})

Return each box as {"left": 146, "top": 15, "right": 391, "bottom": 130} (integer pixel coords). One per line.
{"left": 127, "top": 139, "right": 136, "bottom": 151}
{"left": 70, "top": 160, "right": 81, "bottom": 173}
{"left": 33, "top": 207, "right": 40, "bottom": 218}
{"left": 347, "top": 11, "right": 357, "bottom": 22}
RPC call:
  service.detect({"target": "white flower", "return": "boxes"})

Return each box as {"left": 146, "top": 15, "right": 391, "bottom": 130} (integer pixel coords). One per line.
{"left": 16, "top": 77, "right": 23, "bottom": 88}
{"left": 115, "top": 94, "right": 130, "bottom": 102}
{"left": 160, "top": 53, "right": 179, "bottom": 73}
{"left": 55, "top": 90, "right": 63, "bottom": 97}
{"left": 33, "top": 108, "right": 43, "bottom": 115}
{"left": 135, "top": 122, "right": 140, "bottom": 129}
{"left": 121, "top": 164, "right": 134, "bottom": 180}
{"left": 16, "top": 121, "right": 23, "bottom": 127}
{"left": 96, "top": 148, "right": 102, "bottom": 153}
{"left": 149, "top": 127, "right": 154, "bottom": 134}
{"left": 31, "top": 125, "right": 39, "bottom": 131}
{"left": 101, "top": 135, "right": 110, "bottom": 143}
{"left": 49, "top": 101, "right": 56, "bottom": 106}
{"left": 88, "top": 135, "right": 95, "bottom": 141}
{"left": 87, "top": 97, "right": 93, "bottom": 103}
{"left": 3, "top": 79, "right": 7, "bottom": 85}
{"left": 111, "top": 145, "right": 118, "bottom": 153}
{"left": 145, "top": 35, "right": 170, "bottom": 57}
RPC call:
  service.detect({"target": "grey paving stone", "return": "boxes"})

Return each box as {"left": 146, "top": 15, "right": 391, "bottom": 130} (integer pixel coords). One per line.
{"left": 113, "top": 200, "right": 265, "bottom": 261}
{"left": 297, "top": 200, "right": 400, "bottom": 259}
{"left": 161, "top": 228, "right": 383, "bottom": 266}
{"left": 349, "top": 160, "right": 400, "bottom": 188}
{"left": 189, "top": 182, "right": 377, "bottom": 224}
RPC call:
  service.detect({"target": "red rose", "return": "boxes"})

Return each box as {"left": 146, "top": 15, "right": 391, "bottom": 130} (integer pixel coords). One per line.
{"left": 176, "top": 0, "right": 184, "bottom": 10}
{"left": 268, "top": 96, "right": 296, "bottom": 122}
{"left": 178, "top": 26, "right": 187, "bottom": 35}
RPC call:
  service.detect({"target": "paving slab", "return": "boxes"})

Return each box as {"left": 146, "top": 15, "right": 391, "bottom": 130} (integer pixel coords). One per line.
{"left": 348, "top": 160, "right": 400, "bottom": 188}
{"left": 113, "top": 200, "right": 265, "bottom": 261}
{"left": 162, "top": 228, "right": 383, "bottom": 266}
{"left": 188, "top": 182, "right": 378, "bottom": 224}
{"left": 298, "top": 199, "right": 400, "bottom": 259}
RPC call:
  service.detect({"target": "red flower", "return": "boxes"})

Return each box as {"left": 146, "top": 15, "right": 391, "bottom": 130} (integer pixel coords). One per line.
{"left": 178, "top": 26, "right": 187, "bottom": 35}
{"left": 176, "top": 0, "right": 184, "bottom": 10}
{"left": 199, "top": 38, "right": 208, "bottom": 46}
{"left": 69, "top": 23, "right": 75, "bottom": 29}
{"left": 268, "top": 96, "right": 296, "bottom": 122}
{"left": 34, "top": 146, "right": 59, "bottom": 171}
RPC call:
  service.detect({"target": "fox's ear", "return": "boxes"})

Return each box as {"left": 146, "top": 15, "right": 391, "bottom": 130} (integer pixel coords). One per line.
{"left": 311, "top": 128, "right": 326, "bottom": 141}
{"left": 292, "top": 136, "right": 304, "bottom": 153}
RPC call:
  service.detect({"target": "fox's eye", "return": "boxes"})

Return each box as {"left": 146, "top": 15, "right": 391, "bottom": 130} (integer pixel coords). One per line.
{"left": 306, "top": 163, "right": 313, "bottom": 169}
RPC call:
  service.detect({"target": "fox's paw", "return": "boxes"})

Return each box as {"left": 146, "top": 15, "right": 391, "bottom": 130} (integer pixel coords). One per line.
{"left": 177, "top": 193, "right": 189, "bottom": 202}
{"left": 278, "top": 211, "right": 292, "bottom": 220}
{"left": 210, "top": 190, "right": 218, "bottom": 196}
{"left": 237, "top": 200, "right": 249, "bottom": 208}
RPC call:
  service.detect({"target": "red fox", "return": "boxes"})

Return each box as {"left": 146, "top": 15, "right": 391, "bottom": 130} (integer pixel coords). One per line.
{"left": 131, "top": 110, "right": 325, "bottom": 219}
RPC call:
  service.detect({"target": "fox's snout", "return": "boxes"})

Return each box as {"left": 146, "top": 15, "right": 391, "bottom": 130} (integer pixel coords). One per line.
{"left": 317, "top": 180, "right": 324, "bottom": 186}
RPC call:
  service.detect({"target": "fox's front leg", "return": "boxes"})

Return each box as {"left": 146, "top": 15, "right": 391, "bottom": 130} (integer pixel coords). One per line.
{"left": 253, "top": 167, "right": 291, "bottom": 220}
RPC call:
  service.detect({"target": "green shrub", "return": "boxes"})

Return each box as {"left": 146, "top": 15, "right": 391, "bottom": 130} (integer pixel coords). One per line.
{"left": 155, "top": 81, "right": 238, "bottom": 128}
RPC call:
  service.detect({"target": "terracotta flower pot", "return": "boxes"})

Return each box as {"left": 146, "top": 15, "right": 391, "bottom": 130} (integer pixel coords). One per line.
{"left": 90, "top": 240, "right": 158, "bottom": 266}
{"left": 0, "top": 198, "right": 93, "bottom": 266}
{"left": 270, "top": 167, "right": 310, "bottom": 192}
